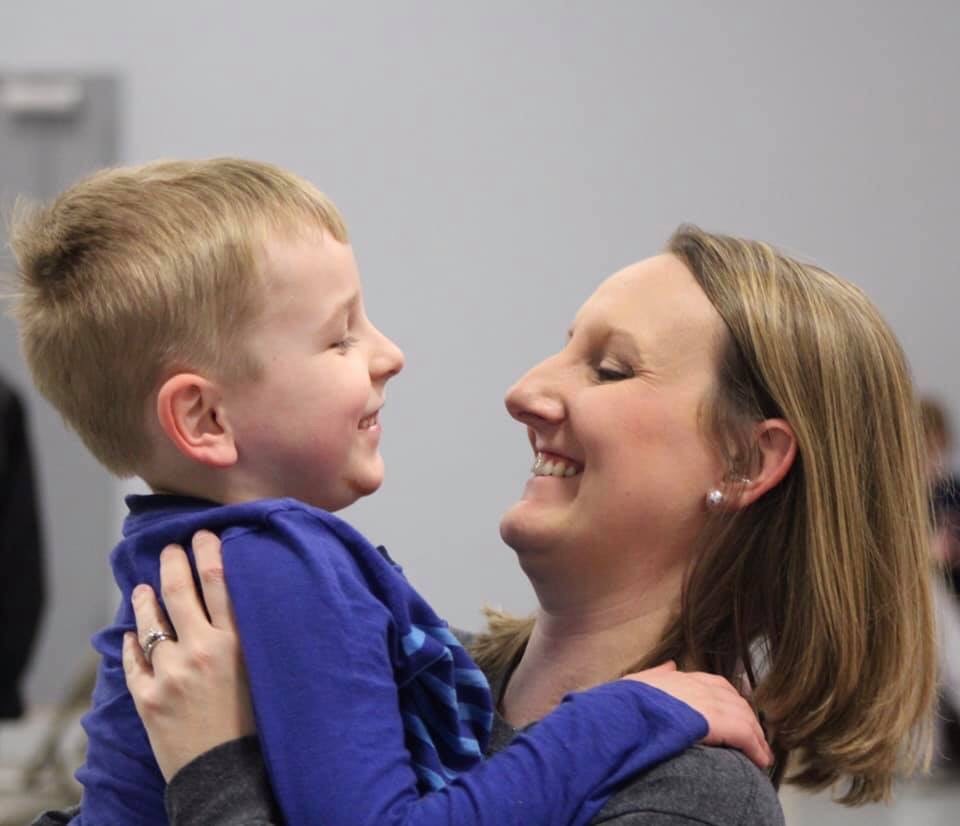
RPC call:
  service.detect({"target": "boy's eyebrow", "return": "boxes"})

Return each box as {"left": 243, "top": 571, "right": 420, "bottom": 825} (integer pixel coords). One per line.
{"left": 319, "top": 292, "right": 359, "bottom": 327}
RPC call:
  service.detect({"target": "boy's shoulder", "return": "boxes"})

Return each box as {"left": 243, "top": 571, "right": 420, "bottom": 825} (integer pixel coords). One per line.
{"left": 218, "top": 497, "right": 376, "bottom": 551}
{"left": 123, "top": 494, "right": 351, "bottom": 539}
{"left": 117, "top": 494, "right": 393, "bottom": 594}
{"left": 209, "top": 498, "right": 396, "bottom": 580}
{"left": 118, "top": 495, "right": 369, "bottom": 571}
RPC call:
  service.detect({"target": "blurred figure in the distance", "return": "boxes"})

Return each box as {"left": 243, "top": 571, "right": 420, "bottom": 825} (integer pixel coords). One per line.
{"left": 921, "top": 397, "right": 960, "bottom": 775}
{"left": 0, "top": 372, "right": 46, "bottom": 721}
{"left": 922, "top": 398, "right": 960, "bottom": 587}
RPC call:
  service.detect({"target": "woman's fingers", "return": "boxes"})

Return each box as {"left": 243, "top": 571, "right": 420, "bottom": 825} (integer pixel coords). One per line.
{"left": 191, "top": 530, "right": 235, "bottom": 631}
{"left": 122, "top": 631, "right": 150, "bottom": 695}
{"left": 130, "top": 582, "right": 177, "bottom": 670}
{"left": 121, "top": 535, "right": 258, "bottom": 783}
{"left": 158, "top": 543, "right": 208, "bottom": 639}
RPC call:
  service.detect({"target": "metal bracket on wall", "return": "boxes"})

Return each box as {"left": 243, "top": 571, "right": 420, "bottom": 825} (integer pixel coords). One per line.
{"left": 0, "top": 75, "right": 86, "bottom": 120}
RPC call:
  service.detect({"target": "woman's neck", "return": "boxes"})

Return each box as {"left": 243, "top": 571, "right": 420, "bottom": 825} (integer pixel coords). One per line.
{"left": 500, "top": 567, "right": 683, "bottom": 728}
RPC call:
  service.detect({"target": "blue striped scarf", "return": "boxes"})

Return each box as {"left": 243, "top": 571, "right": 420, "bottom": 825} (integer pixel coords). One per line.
{"left": 397, "top": 621, "right": 494, "bottom": 790}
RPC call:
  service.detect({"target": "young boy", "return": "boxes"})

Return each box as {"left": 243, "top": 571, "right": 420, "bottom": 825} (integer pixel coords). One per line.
{"left": 12, "top": 159, "right": 751, "bottom": 826}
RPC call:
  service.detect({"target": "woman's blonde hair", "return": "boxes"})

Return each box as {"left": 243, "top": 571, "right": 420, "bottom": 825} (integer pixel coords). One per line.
{"left": 10, "top": 158, "right": 347, "bottom": 476}
{"left": 473, "top": 225, "right": 936, "bottom": 805}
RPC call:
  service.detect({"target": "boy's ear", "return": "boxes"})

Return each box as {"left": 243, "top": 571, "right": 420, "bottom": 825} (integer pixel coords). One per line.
{"left": 731, "top": 418, "right": 797, "bottom": 509}
{"left": 156, "top": 373, "right": 238, "bottom": 468}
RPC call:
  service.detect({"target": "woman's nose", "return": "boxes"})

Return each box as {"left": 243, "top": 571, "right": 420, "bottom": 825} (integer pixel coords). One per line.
{"left": 504, "top": 357, "right": 565, "bottom": 425}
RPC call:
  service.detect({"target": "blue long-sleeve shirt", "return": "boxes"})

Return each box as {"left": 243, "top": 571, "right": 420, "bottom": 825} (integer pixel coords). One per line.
{"left": 73, "top": 495, "right": 707, "bottom": 825}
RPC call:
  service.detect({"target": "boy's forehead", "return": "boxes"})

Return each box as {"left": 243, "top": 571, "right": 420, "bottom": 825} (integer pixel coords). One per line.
{"left": 255, "top": 229, "right": 359, "bottom": 324}
{"left": 260, "top": 229, "right": 356, "bottom": 283}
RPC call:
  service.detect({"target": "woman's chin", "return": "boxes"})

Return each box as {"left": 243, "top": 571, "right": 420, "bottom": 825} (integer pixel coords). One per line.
{"left": 499, "top": 500, "right": 555, "bottom": 555}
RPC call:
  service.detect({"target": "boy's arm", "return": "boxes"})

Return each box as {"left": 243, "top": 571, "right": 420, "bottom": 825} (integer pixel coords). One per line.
{"left": 224, "top": 512, "right": 708, "bottom": 826}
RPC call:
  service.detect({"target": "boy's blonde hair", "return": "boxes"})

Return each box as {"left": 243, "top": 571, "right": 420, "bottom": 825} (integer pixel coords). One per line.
{"left": 9, "top": 158, "right": 348, "bottom": 476}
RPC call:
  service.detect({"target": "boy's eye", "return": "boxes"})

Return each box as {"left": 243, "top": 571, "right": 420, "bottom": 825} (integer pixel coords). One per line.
{"left": 332, "top": 336, "right": 359, "bottom": 353}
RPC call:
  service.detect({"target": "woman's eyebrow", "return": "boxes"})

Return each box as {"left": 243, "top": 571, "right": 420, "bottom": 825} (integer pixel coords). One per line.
{"left": 606, "top": 328, "right": 644, "bottom": 360}
{"left": 568, "top": 323, "right": 643, "bottom": 358}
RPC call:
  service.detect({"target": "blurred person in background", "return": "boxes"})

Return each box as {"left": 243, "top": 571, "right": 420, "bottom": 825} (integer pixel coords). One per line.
{"left": 0, "top": 372, "right": 46, "bottom": 722}
{"left": 920, "top": 397, "right": 960, "bottom": 774}
{"left": 922, "top": 398, "right": 960, "bottom": 588}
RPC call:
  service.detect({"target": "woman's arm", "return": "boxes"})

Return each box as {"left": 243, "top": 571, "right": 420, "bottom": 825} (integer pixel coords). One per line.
{"left": 164, "top": 737, "right": 279, "bottom": 826}
{"left": 157, "top": 736, "right": 785, "bottom": 826}
{"left": 29, "top": 808, "right": 78, "bottom": 825}
{"left": 125, "top": 533, "right": 770, "bottom": 826}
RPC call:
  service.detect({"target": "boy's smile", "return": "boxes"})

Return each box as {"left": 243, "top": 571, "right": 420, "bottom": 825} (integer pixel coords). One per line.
{"left": 358, "top": 409, "right": 382, "bottom": 432}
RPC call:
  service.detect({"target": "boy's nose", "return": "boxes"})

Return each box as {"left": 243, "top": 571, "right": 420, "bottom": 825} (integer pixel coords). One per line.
{"left": 373, "top": 328, "right": 405, "bottom": 380}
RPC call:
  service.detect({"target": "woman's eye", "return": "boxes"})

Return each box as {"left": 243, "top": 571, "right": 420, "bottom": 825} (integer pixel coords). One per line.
{"left": 594, "top": 364, "right": 632, "bottom": 382}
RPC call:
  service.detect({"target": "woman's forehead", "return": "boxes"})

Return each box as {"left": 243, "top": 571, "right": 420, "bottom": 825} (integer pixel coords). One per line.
{"left": 578, "top": 254, "right": 721, "bottom": 340}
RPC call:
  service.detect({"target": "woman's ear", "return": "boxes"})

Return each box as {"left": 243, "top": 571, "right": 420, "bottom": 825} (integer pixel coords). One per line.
{"left": 733, "top": 419, "right": 797, "bottom": 509}
{"left": 156, "top": 373, "right": 238, "bottom": 468}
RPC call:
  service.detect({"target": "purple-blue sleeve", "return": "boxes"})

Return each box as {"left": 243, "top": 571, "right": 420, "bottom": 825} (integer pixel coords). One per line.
{"left": 222, "top": 518, "right": 707, "bottom": 826}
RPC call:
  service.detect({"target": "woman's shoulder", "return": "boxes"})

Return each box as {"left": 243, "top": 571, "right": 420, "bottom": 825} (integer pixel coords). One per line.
{"left": 593, "top": 745, "right": 784, "bottom": 825}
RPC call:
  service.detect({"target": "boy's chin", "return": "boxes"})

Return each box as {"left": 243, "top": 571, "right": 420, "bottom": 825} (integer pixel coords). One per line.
{"left": 308, "top": 461, "right": 385, "bottom": 512}
{"left": 303, "top": 479, "right": 381, "bottom": 513}
{"left": 352, "top": 478, "right": 383, "bottom": 499}
{"left": 343, "top": 470, "right": 385, "bottom": 504}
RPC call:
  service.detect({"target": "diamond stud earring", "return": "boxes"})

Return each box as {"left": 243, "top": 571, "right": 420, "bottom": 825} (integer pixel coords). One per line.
{"left": 705, "top": 489, "right": 725, "bottom": 509}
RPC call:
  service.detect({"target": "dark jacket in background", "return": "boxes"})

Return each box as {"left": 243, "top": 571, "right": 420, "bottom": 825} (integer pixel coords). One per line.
{"left": 0, "top": 376, "right": 46, "bottom": 719}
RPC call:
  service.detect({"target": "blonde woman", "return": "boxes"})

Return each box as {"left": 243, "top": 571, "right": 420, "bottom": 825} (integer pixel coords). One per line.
{"left": 59, "top": 227, "right": 938, "bottom": 824}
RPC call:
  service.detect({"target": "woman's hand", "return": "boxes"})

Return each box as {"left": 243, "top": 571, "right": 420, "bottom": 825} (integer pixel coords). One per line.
{"left": 624, "top": 662, "right": 774, "bottom": 770}
{"left": 122, "top": 530, "right": 256, "bottom": 782}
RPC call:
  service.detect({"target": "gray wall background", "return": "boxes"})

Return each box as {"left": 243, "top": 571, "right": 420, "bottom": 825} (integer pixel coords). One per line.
{"left": 0, "top": 1, "right": 958, "bottom": 711}
{"left": 0, "top": 73, "right": 121, "bottom": 713}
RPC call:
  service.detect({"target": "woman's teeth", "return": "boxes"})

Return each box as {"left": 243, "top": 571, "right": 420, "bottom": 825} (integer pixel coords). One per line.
{"left": 531, "top": 452, "right": 581, "bottom": 478}
{"left": 359, "top": 412, "right": 378, "bottom": 429}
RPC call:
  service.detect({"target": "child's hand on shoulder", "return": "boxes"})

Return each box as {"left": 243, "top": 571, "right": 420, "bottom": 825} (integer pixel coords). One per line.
{"left": 623, "top": 662, "right": 773, "bottom": 770}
